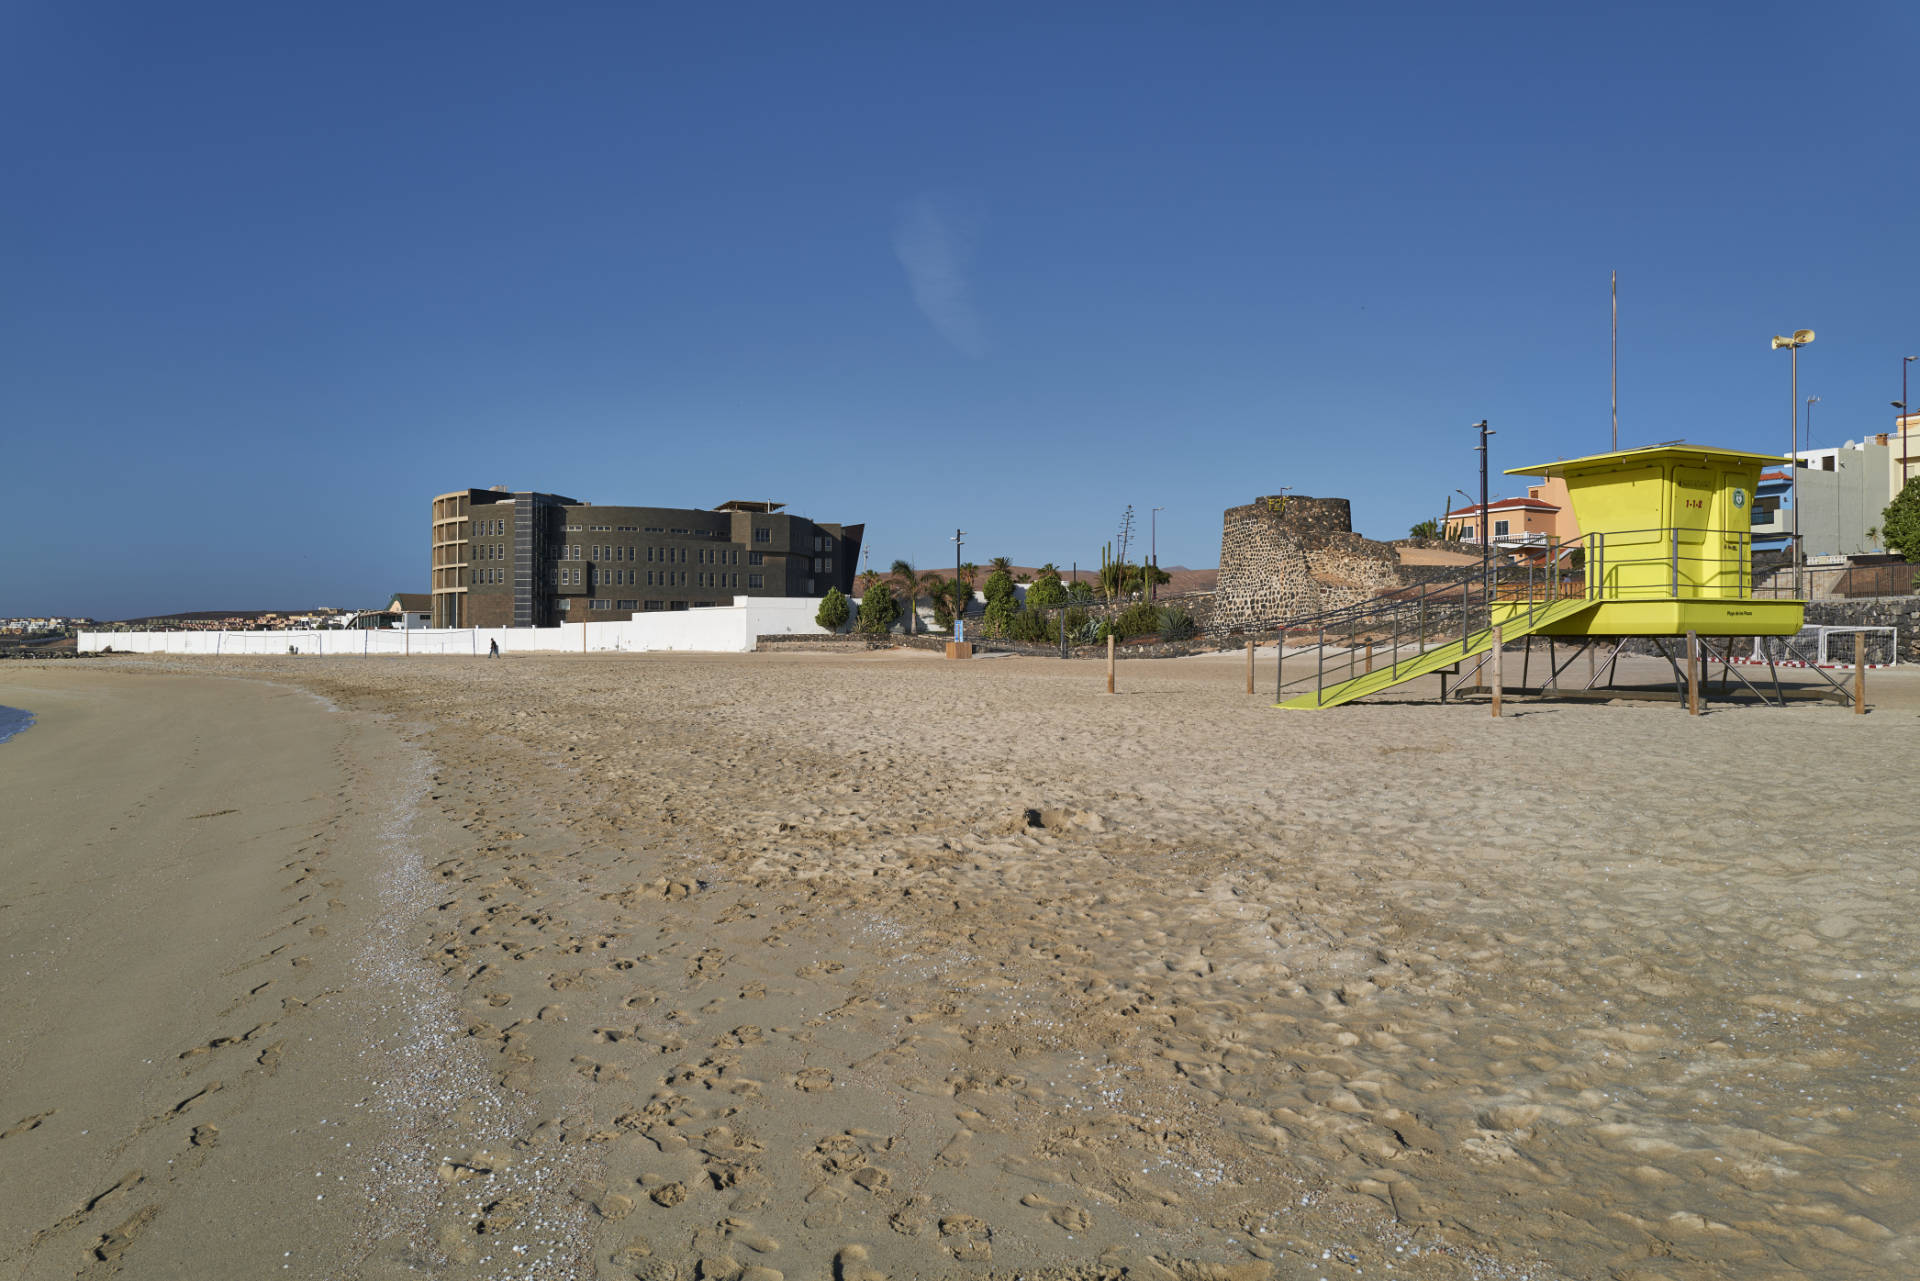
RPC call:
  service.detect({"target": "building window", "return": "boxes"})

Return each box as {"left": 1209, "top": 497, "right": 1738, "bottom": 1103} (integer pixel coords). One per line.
{"left": 1494, "top": 519, "right": 1511, "bottom": 537}
{"left": 591, "top": 598, "right": 610, "bottom": 610}
{"left": 616, "top": 599, "right": 637, "bottom": 610}
{"left": 644, "top": 600, "right": 664, "bottom": 610}
{"left": 557, "top": 599, "right": 571, "bottom": 612}
{"left": 753, "top": 527, "right": 771, "bottom": 543}
{"left": 823, "top": 557, "right": 832, "bottom": 572}
{"left": 748, "top": 573, "right": 764, "bottom": 589}
{"left": 748, "top": 551, "right": 763, "bottom": 566}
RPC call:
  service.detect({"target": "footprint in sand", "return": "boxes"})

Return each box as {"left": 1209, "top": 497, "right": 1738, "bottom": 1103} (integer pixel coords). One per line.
{"left": 1020, "top": 1192, "right": 1091, "bottom": 1233}
{"left": 87, "top": 1205, "right": 159, "bottom": 1267}
{"left": 834, "top": 1243, "right": 887, "bottom": 1280}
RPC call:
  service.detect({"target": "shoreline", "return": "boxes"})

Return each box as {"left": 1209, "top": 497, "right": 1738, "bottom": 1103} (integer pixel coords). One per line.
{"left": 0, "top": 703, "right": 33, "bottom": 744}
{"left": 0, "top": 667, "right": 597, "bottom": 1279}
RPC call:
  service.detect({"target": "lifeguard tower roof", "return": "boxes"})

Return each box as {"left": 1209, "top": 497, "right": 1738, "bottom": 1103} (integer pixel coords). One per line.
{"left": 1505, "top": 442, "right": 1780, "bottom": 478}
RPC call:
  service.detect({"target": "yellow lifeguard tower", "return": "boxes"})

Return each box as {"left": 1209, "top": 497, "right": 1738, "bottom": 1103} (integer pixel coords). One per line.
{"left": 1277, "top": 443, "right": 1805, "bottom": 708}
{"left": 1493, "top": 443, "right": 1803, "bottom": 638}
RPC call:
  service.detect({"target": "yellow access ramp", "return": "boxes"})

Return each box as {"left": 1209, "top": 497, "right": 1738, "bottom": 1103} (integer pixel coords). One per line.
{"left": 1277, "top": 597, "right": 1598, "bottom": 709}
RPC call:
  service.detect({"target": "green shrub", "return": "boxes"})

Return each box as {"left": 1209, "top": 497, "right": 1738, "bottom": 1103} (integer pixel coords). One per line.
{"left": 857, "top": 584, "right": 899, "bottom": 635}
{"left": 1025, "top": 567, "right": 1066, "bottom": 613}
{"left": 1160, "top": 605, "right": 1196, "bottom": 640}
{"left": 983, "top": 566, "right": 1016, "bottom": 608}
{"left": 982, "top": 595, "right": 1017, "bottom": 638}
{"left": 1008, "top": 607, "right": 1050, "bottom": 643}
{"left": 815, "top": 587, "right": 850, "bottom": 631}
{"left": 1114, "top": 601, "right": 1163, "bottom": 638}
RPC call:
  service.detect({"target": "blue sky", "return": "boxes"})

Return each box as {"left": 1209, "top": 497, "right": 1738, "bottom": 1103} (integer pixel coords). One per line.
{"left": 4, "top": 2, "right": 1916, "bottom": 617}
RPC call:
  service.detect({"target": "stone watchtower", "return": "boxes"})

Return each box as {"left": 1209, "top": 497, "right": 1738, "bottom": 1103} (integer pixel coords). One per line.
{"left": 1213, "top": 494, "right": 1403, "bottom": 632}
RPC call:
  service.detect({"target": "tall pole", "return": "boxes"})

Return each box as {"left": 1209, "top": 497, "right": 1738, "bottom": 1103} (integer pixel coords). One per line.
{"left": 1611, "top": 271, "right": 1618, "bottom": 451}
{"left": 1475, "top": 420, "right": 1494, "bottom": 598}
{"left": 1790, "top": 345, "right": 1800, "bottom": 598}
{"left": 951, "top": 528, "right": 966, "bottom": 642}
{"left": 1150, "top": 507, "right": 1164, "bottom": 602}
{"left": 1903, "top": 356, "right": 1915, "bottom": 487}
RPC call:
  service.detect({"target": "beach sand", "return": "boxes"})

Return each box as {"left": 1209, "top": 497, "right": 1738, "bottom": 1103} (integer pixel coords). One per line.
{"left": 2, "top": 653, "right": 1916, "bottom": 1280}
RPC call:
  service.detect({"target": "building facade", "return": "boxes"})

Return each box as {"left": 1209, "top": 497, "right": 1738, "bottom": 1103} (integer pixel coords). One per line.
{"left": 1750, "top": 438, "right": 1893, "bottom": 560}
{"left": 1442, "top": 494, "right": 1564, "bottom": 549}
{"left": 430, "top": 490, "right": 863, "bottom": 629}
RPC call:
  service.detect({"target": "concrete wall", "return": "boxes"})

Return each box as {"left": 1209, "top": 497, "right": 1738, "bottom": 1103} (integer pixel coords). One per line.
{"left": 80, "top": 597, "right": 829, "bottom": 657}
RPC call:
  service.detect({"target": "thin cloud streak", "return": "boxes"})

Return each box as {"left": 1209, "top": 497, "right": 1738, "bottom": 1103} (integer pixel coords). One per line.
{"left": 892, "top": 195, "right": 987, "bottom": 356}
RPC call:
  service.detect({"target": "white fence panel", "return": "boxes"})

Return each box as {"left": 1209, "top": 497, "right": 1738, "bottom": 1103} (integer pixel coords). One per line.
{"left": 79, "top": 598, "right": 829, "bottom": 657}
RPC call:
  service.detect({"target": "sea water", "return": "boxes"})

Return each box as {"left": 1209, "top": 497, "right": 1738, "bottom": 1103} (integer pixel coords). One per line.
{"left": 0, "top": 705, "right": 35, "bottom": 745}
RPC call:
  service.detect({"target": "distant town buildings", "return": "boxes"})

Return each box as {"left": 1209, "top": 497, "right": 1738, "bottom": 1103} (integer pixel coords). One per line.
{"left": 0, "top": 617, "right": 94, "bottom": 634}
{"left": 1752, "top": 436, "right": 1894, "bottom": 559}
{"left": 430, "top": 489, "right": 864, "bottom": 629}
{"left": 1443, "top": 494, "right": 1566, "bottom": 550}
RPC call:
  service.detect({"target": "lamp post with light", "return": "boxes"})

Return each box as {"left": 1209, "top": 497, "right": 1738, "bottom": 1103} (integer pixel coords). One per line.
{"left": 1897, "top": 355, "right": 1918, "bottom": 487}
{"left": 1771, "top": 329, "right": 1815, "bottom": 596}
{"left": 1473, "top": 421, "right": 1495, "bottom": 596}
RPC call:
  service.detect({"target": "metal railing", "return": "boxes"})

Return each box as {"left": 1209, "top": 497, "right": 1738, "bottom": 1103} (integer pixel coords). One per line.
{"left": 1752, "top": 561, "right": 1918, "bottom": 600}
{"left": 1270, "top": 536, "right": 1603, "bottom": 707}
{"left": 1584, "top": 525, "right": 1753, "bottom": 600}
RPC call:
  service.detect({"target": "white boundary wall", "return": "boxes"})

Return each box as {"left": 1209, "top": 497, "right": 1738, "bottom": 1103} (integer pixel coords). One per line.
{"left": 81, "top": 597, "right": 829, "bottom": 657}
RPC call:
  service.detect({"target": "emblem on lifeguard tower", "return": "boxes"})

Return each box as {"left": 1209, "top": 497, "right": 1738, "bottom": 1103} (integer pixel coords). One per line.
{"left": 1733, "top": 489, "right": 1747, "bottom": 508}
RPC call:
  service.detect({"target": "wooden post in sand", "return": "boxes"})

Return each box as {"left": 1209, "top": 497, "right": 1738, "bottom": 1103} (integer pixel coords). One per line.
{"left": 1246, "top": 640, "right": 1254, "bottom": 694}
{"left": 1106, "top": 634, "right": 1116, "bottom": 694}
{"left": 1855, "top": 631, "right": 1867, "bottom": 714}
{"left": 1365, "top": 642, "right": 1374, "bottom": 675}
{"left": 1489, "top": 625, "right": 1503, "bottom": 717}
{"left": 1686, "top": 630, "right": 1700, "bottom": 716}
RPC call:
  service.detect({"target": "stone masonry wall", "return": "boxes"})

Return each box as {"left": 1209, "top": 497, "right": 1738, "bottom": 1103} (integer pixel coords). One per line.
{"left": 1213, "top": 495, "right": 1418, "bottom": 635}
{"left": 1806, "top": 596, "right": 1920, "bottom": 663}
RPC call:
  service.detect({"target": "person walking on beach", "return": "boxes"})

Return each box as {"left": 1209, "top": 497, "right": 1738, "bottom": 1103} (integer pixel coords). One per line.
{"left": 488, "top": 638, "right": 499, "bottom": 658}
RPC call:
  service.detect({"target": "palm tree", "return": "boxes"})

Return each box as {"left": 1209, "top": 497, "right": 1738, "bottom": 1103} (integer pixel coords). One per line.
{"left": 953, "top": 562, "right": 978, "bottom": 622}
{"left": 989, "top": 556, "right": 1012, "bottom": 575}
{"left": 890, "top": 559, "right": 940, "bottom": 635}
{"left": 856, "top": 568, "right": 884, "bottom": 598}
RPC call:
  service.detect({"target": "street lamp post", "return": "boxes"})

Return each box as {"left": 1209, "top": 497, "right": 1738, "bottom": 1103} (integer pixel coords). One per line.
{"left": 950, "top": 528, "right": 966, "bottom": 642}
{"left": 1771, "top": 330, "right": 1815, "bottom": 597}
{"left": 1474, "top": 420, "right": 1495, "bottom": 597}
{"left": 1899, "top": 355, "right": 1918, "bottom": 487}
{"left": 1150, "top": 507, "right": 1164, "bottom": 602}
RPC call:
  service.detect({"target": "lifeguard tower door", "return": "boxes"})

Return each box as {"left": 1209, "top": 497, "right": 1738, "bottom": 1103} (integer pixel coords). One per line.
{"left": 1680, "top": 462, "right": 1751, "bottom": 598}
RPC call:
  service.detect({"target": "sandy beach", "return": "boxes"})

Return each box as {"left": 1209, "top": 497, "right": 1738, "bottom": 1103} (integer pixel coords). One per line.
{"left": 3, "top": 652, "right": 1916, "bottom": 1281}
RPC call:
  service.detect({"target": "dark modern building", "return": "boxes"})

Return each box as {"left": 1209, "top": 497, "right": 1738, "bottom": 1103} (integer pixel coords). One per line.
{"left": 431, "top": 489, "right": 864, "bottom": 629}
